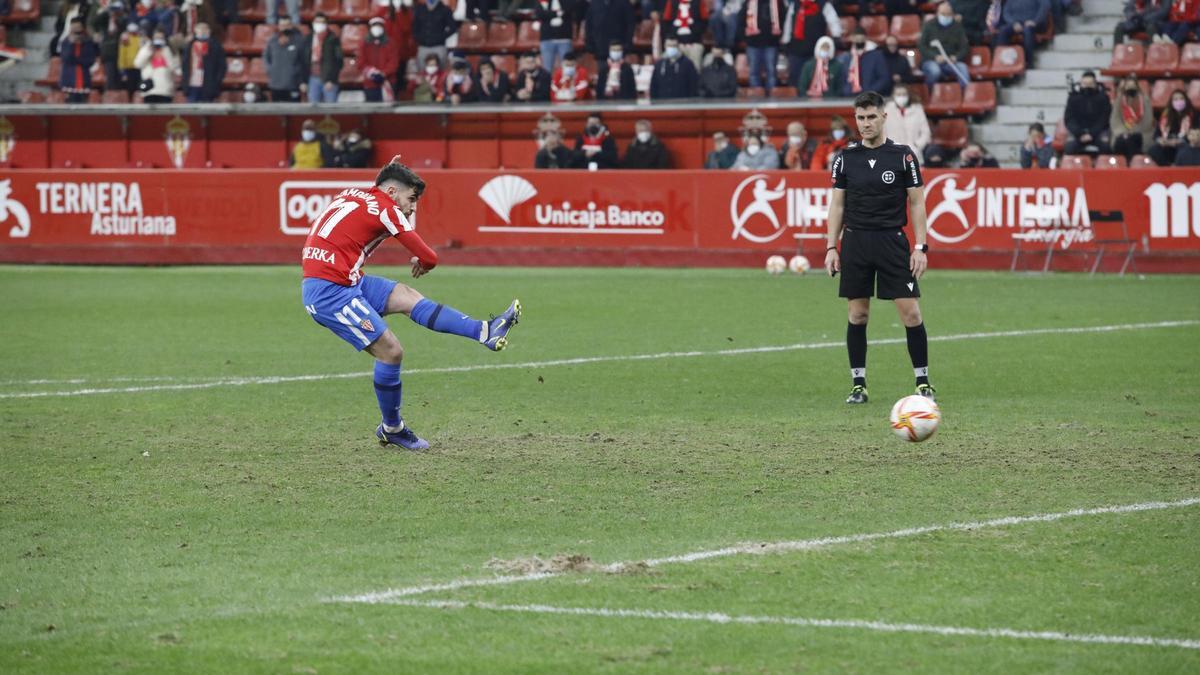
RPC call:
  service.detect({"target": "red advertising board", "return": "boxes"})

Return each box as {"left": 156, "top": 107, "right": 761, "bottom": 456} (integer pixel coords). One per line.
{"left": 1, "top": 168, "right": 1198, "bottom": 272}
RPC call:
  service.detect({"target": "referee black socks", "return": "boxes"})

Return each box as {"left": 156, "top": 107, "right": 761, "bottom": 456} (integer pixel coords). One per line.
{"left": 847, "top": 322, "right": 868, "bottom": 386}
{"left": 906, "top": 323, "right": 930, "bottom": 386}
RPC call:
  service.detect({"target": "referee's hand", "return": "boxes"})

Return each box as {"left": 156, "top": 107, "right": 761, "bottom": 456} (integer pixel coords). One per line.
{"left": 825, "top": 248, "right": 840, "bottom": 277}
{"left": 910, "top": 250, "right": 928, "bottom": 280}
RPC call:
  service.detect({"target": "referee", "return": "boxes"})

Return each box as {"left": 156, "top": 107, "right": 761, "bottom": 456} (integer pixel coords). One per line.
{"left": 824, "top": 91, "right": 935, "bottom": 404}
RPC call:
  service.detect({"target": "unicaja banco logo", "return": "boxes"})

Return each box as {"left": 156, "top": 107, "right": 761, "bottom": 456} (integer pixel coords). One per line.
{"left": 730, "top": 173, "right": 788, "bottom": 243}
{"left": 478, "top": 175, "right": 538, "bottom": 224}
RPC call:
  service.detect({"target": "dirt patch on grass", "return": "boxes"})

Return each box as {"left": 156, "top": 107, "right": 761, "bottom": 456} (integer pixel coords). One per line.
{"left": 484, "top": 555, "right": 658, "bottom": 576}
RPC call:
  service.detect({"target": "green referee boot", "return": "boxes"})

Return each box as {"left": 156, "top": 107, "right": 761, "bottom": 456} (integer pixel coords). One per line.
{"left": 845, "top": 385, "right": 868, "bottom": 404}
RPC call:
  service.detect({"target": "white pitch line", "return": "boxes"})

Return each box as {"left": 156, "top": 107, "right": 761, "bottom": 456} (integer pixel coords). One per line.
{"left": 332, "top": 497, "right": 1200, "bottom": 604}
{"left": 2, "top": 320, "right": 1196, "bottom": 400}
{"left": 385, "top": 599, "right": 1200, "bottom": 651}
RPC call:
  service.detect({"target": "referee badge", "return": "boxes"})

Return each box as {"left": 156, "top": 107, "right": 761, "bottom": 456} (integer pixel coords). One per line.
{"left": 882, "top": 170, "right": 896, "bottom": 184}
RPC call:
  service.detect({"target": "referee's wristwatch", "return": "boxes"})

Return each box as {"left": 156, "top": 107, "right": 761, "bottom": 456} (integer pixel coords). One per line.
{"left": 914, "top": 243, "right": 929, "bottom": 253}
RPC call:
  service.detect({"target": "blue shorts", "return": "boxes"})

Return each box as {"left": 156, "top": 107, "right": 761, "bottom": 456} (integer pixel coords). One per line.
{"left": 302, "top": 275, "right": 398, "bottom": 351}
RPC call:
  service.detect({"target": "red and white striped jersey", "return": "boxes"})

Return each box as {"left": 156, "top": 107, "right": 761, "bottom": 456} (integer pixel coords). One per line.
{"left": 300, "top": 185, "right": 438, "bottom": 286}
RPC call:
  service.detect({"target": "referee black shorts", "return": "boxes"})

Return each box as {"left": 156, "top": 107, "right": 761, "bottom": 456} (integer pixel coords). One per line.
{"left": 838, "top": 227, "right": 921, "bottom": 300}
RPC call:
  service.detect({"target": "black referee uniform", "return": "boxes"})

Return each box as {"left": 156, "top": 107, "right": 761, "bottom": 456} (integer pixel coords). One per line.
{"left": 831, "top": 139, "right": 923, "bottom": 300}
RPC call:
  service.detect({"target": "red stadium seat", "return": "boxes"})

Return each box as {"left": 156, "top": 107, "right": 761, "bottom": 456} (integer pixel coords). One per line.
{"left": 1140, "top": 41, "right": 1179, "bottom": 77}
{"left": 240, "top": 0, "right": 266, "bottom": 22}
{"left": 1104, "top": 43, "right": 1144, "bottom": 77}
{"left": 1059, "top": 155, "right": 1092, "bottom": 169}
{"left": 1178, "top": 42, "right": 1200, "bottom": 76}
{"left": 19, "top": 90, "right": 46, "bottom": 103}
{"left": 224, "top": 57, "right": 249, "bottom": 86}
{"left": 314, "top": 0, "right": 339, "bottom": 17}
{"left": 4, "top": 0, "right": 40, "bottom": 24}
{"left": 87, "top": 90, "right": 102, "bottom": 103}
{"left": 298, "top": 0, "right": 316, "bottom": 21}
{"left": 989, "top": 45, "right": 1025, "bottom": 78}
{"left": 1129, "top": 154, "right": 1156, "bottom": 168}
{"left": 458, "top": 20, "right": 487, "bottom": 50}
{"left": 891, "top": 15, "right": 921, "bottom": 47}
{"left": 45, "top": 90, "right": 66, "bottom": 104}
{"left": 960, "top": 81, "right": 996, "bottom": 115}
{"left": 633, "top": 19, "right": 655, "bottom": 49}
{"left": 1150, "top": 78, "right": 1184, "bottom": 109}
{"left": 859, "top": 15, "right": 888, "bottom": 43}
{"left": 340, "top": 23, "right": 365, "bottom": 56}
{"left": 247, "top": 57, "right": 269, "bottom": 86}
{"left": 902, "top": 47, "right": 921, "bottom": 70}
{"left": 967, "top": 46, "right": 991, "bottom": 80}
{"left": 770, "top": 86, "right": 798, "bottom": 99}
{"left": 490, "top": 54, "right": 517, "bottom": 78}
{"left": 735, "top": 52, "right": 749, "bottom": 85}
{"left": 1034, "top": 14, "right": 1054, "bottom": 45}
{"left": 223, "top": 23, "right": 253, "bottom": 55}
{"left": 1095, "top": 154, "right": 1127, "bottom": 169}
{"left": 251, "top": 23, "right": 275, "bottom": 55}
{"left": 36, "top": 57, "right": 61, "bottom": 88}
{"left": 924, "top": 82, "right": 962, "bottom": 116}
{"left": 1188, "top": 79, "right": 1200, "bottom": 108}
{"left": 737, "top": 86, "right": 766, "bottom": 99}
{"left": 339, "top": 0, "right": 370, "bottom": 22}
{"left": 0, "top": 25, "right": 7, "bottom": 45}
{"left": 908, "top": 82, "right": 928, "bottom": 104}
{"left": 931, "top": 117, "right": 968, "bottom": 149}
{"left": 1051, "top": 118, "right": 1067, "bottom": 152}
{"left": 485, "top": 20, "right": 517, "bottom": 52}
{"left": 516, "top": 20, "right": 541, "bottom": 51}
{"left": 835, "top": 17, "right": 857, "bottom": 44}
{"left": 338, "top": 57, "right": 362, "bottom": 86}
{"left": 572, "top": 21, "right": 585, "bottom": 50}
{"left": 90, "top": 61, "right": 106, "bottom": 89}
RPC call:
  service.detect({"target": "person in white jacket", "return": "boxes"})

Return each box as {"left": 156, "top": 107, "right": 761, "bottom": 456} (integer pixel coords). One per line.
{"left": 882, "top": 83, "right": 932, "bottom": 156}
{"left": 134, "top": 28, "right": 180, "bottom": 103}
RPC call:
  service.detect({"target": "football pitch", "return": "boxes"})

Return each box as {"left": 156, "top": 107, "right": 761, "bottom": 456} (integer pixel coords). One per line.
{"left": 2, "top": 265, "right": 1199, "bottom": 673}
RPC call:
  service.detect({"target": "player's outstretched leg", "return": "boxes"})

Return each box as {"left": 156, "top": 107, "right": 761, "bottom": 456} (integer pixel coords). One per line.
{"left": 846, "top": 299, "right": 869, "bottom": 404}
{"left": 409, "top": 297, "right": 522, "bottom": 352}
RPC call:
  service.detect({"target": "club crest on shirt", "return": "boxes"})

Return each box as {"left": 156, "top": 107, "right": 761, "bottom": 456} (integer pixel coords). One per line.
{"left": 882, "top": 170, "right": 896, "bottom": 184}
{"left": 360, "top": 319, "right": 375, "bottom": 332}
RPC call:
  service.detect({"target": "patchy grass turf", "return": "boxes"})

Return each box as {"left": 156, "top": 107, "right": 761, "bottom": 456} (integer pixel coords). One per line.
{"left": 1, "top": 265, "right": 1199, "bottom": 673}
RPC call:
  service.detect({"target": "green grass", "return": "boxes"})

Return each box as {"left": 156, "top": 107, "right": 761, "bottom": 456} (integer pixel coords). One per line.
{"left": 1, "top": 265, "right": 1199, "bottom": 674}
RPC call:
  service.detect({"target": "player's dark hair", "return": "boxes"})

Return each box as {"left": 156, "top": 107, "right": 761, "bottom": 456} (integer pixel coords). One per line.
{"left": 375, "top": 161, "right": 426, "bottom": 199}
{"left": 853, "top": 91, "right": 885, "bottom": 111}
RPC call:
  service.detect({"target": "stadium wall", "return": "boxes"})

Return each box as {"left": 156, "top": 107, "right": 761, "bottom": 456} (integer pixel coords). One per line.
{"left": 2, "top": 169, "right": 1199, "bottom": 273}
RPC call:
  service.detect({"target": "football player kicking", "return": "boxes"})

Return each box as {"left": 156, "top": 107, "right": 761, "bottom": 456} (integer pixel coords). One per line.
{"left": 300, "top": 157, "right": 521, "bottom": 450}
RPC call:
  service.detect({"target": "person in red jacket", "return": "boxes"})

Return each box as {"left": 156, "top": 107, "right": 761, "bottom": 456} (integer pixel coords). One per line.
{"left": 1163, "top": 0, "right": 1200, "bottom": 43}
{"left": 550, "top": 51, "right": 591, "bottom": 102}
{"left": 360, "top": 16, "right": 400, "bottom": 101}
{"left": 372, "top": 0, "right": 416, "bottom": 93}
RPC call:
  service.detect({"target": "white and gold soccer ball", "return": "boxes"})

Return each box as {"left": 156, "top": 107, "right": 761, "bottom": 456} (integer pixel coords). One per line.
{"left": 890, "top": 395, "right": 941, "bottom": 442}
{"left": 765, "top": 255, "right": 787, "bottom": 275}
{"left": 788, "top": 255, "right": 811, "bottom": 274}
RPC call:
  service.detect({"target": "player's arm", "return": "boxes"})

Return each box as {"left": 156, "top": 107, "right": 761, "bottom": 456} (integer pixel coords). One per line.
{"left": 396, "top": 229, "right": 438, "bottom": 278}
{"left": 825, "top": 188, "right": 846, "bottom": 277}
{"left": 907, "top": 186, "right": 929, "bottom": 280}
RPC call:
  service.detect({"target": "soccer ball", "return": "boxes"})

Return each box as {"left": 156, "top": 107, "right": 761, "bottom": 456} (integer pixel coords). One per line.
{"left": 890, "top": 395, "right": 941, "bottom": 442}
{"left": 788, "top": 255, "right": 811, "bottom": 274}
{"left": 765, "top": 255, "right": 787, "bottom": 275}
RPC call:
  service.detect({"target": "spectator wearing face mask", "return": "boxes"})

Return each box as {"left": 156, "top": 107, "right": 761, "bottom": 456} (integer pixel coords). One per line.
{"left": 513, "top": 51, "right": 552, "bottom": 102}
{"left": 264, "top": 17, "right": 305, "bottom": 102}
{"left": 1063, "top": 70, "right": 1112, "bottom": 156}
{"left": 182, "top": 21, "right": 225, "bottom": 102}
{"left": 1114, "top": 0, "right": 1169, "bottom": 47}
{"left": 1019, "top": 122, "right": 1055, "bottom": 168}
{"left": 551, "top": 51, "right": 591, "bottom": 102}
{"left": 336, "top": 129, "right": 373, "bottom": 168}
{"left": 306, "top": 13, "right": 343, "bottom": 103}
{"left": 362, "top": 16, "right": 401, "bottom": 102}
{"left": 657, "top": 0, "right": 709, "bottom": 69}
{"left": 798, "top": 36, "right": 845, "bottom": 99}
{"left": 650, "top": 37, "right": 699, "bottom": 99}
{"left": 59, "top": 18, "right": 99, "bottom": 103}
{"left": 410, "top": 54, "right": 444, "bottom": 102}
{"left": 596, "top": 40, "right": 637, "bottom": 100}
{"left": 700, "top": 47, "right": 737, "bottom": 98}
{"left": 1148, "top": 88, "right": 1197, "bottom": 165}
{"left": 117, "top": 21, "right": 144, "bottom": 95}
{"left": 584, "top": 0, "right": 635, "bottom": 61}
{"left": 90, "top": 0, "right": 129, "bottom": 92}
{"left": 778, "top": 121, "right": 815, "bottom": 169}
{"left": 780, "top": 0, "right": 828, "bottom": 90}
{"left": 476, "top": 60, "right": 512, "bottom": 103}
{"left": 536, "top": 0, "right": 578, "bottom": 73}
{"left": 882, "top": 84, "right": 931, "bottom": 155}
{"left": 861, "top": 35, "right": 914, "bottom": 98}
{"left": 996, "top": 0, "right": 1050, "bottom": 63}
{"left": 571, "top": 113, "right": 620, "bottom": 169}
{"left": 958, "top": 142, "right": 1000, "bottom": 167}
{"left": 445, "top": 59, "right": 478, "bottom": 104}
{"left": 731, "top": 130, "right": 781, "bottom": 170}
{"left": 739, "top": 0, "right": 786, "bottom": 92}
{"left": 291, "top": 119, "right": 334, "bottom": 168}
{"left": 809, "top": 115, "right": 851, "bottom": 170}
{"left": 920, "top": 2, "right": 970, "bottom": 88}
{"left": 134, "top": 28, "right": 179, "bottom": 103}
{"left": 836, "top": 28, "right": 875, "bottom": 97}
{"left": 372, "top": 0, "right": 417, "bottom": 95}
{"left": 706, "top": 131, "right": 740, "bottom": 168}
{"left": 623, "top": 120, "right": 672, "bottom": 169}
{"left": 1174, "top": 128, "right": 1200, "bottom": 165}
{"left": 413, "top": 0, "right": 457, "bottom": 72}
{"left": 535, "top": 129, "right": 573, "bottom": 168}
{"left": 1109, "top": 76, "right": 1153, "bottom": 163}
{"left": 175, "top": 0, "right": 217, "bottom": 49}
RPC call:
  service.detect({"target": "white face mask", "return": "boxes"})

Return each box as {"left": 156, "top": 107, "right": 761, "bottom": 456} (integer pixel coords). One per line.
{"left": 609, "top": 50, "right": 623, "bottom": 61}
{"left": 370, "top": 25, "right": 385, "bottom": 37}
{"left": 789, "top": 135, "right": 803, "bottom": 146}
{"left": 562, "top": 66, "right": 575, "bottom": 78}
{"left": 817, "top": 49, "right": 832, "bottom": 60}
{"left": 347, "top": 135, "right": 361, "bottom": 144}
{"left": 313, "top": 22, "right": 327, "bottom": 33}
{"left": 301, "top": 130, "right": 316, "bottom": 142}
{"left": 714, "top": 141, "right": 727, "bottom": 151}
{"left": 664, "top": 46, "right": 680, "bottom": 60}
{"left": 832, "top": 129, "right": 846, "bottom": 140}
{"left": 894, "top": 95, "right": 909, "bottom": 107}
{"left": 451, "top": 73, "right": 464, "bottom": 84}
{"left": 243, "top": 91, "right": 256, "bottom": 103}
{"left": 127, "top": 22, "right": 139, "bottom": 33}
{"left": 425, "top": 64, "right": 438, "bottom": 74}
{"left": 938, "top": 14, "right": 953, "bottom": 26}
{"left": 636, "top": 131, "right": 651, "bottom": 143}
{"left": 746, "top": 144, "right": 761, "bottom": 156}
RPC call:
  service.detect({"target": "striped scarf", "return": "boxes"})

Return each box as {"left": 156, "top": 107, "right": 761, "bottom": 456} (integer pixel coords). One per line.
{"left": 807, "top": 56, "right": 828, "bottom": 97}
{"left": 746, "top": 0, "right": 781, "bottom": 37}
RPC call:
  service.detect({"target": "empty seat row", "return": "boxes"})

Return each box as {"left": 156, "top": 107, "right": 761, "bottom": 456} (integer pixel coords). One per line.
{"left": 1104, "top": 42, "right": 1200, "bottom": 78}
{"left": 1059, "top": 154, "right": 1158, "bottom": 169}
